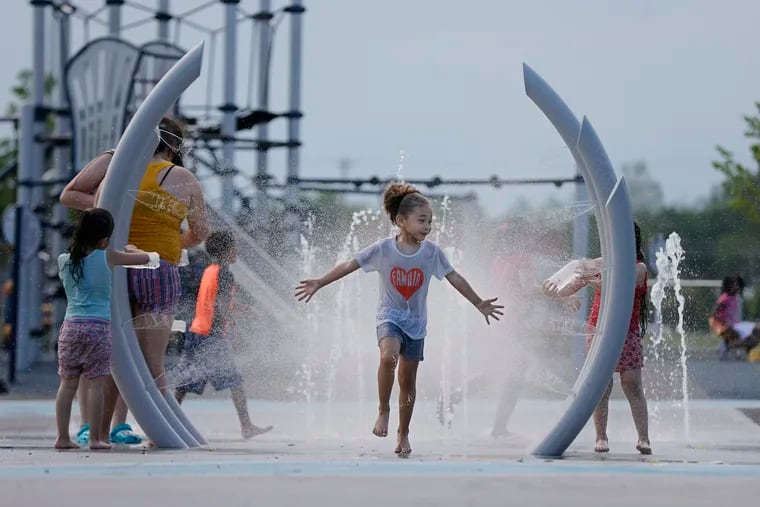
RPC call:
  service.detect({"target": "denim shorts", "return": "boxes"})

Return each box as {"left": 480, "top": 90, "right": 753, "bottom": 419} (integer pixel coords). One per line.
{"left": 376, "top": 322, "right": 424, "bottom": 361}
{"left": 175, "top": 332, "right": 243, "bottom": 395}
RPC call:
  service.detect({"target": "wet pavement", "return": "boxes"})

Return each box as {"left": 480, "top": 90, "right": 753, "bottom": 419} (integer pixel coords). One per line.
{"left": 1, "top": 391, "right": 760, "bottom": 506}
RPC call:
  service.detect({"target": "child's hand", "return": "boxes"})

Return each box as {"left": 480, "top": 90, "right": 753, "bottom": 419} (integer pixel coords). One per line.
{"left": 476, "top": 297, "right": 504, "bottom": 325}
{"left": 124, "top": 244, "right": 143, "bottom": 254}
{"left": 295, "top": 279, "right": 322, "bottom": 303}
{"left": 542, "top": 279, "right": 560, "bottom": 296}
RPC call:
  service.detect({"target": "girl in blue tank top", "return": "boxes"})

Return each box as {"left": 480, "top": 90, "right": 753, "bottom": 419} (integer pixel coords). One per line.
{"left": 55, "top": 208, "right": 151, "bottom": 450}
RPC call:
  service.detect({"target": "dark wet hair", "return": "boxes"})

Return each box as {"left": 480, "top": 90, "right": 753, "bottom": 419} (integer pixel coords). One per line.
{"left": 205, "top": 229, "right": 236, "bottom": 261}
{"left": 721, "top": 275, "right": 740, "bottom": 294}
{"left": 382, "top": 182, "right": 430, "bottom": 225}
{"left": 68, "top": 208, "right": 114, "bottom": 284}
{"left": 634, "top": 222, "right": 648, "bottom": 336}
{"left": 155, "top": 116, "right": 184, "bottom": 166}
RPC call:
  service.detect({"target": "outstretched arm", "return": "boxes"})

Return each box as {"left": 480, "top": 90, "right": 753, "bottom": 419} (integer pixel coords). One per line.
{"left": 106, "top": 246, "right": 151, "bottom": 268}
{"left": 59, "top": 151, "right": 112, "bottom": 210}
{"left": 445, "top": 270, "right": 504, "bottom": 324}
{"left": 295, "top": 259, "right": 360, "bottom": 303}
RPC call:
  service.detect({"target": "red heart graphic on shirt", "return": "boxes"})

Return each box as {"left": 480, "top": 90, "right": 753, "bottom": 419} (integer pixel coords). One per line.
{"left": 390, "top": 267, "right": 424, "bottom": 300}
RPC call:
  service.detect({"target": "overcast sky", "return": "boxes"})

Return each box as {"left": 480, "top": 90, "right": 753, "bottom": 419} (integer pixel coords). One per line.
{"left": 1, "top": 0, "right": 759, "bottom": 217}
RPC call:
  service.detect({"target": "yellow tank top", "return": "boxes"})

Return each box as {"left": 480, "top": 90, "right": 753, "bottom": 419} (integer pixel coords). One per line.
{"left": 128, "top": 159, "right": 188, "bottom": 265}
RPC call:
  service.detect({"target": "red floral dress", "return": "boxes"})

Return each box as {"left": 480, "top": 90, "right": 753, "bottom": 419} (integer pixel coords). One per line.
{"left": 586, "top": 262, "right": 647, "bottom": 372}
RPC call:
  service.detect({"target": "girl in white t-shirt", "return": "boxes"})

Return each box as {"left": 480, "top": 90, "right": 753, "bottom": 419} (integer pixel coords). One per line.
{"left": 295, "top": 183, "right": 503, "bottom": 455}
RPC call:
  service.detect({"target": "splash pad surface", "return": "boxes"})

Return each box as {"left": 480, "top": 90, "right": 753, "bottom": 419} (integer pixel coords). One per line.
{"left": 2, "top": 397, "right": 760, "bottom": 505}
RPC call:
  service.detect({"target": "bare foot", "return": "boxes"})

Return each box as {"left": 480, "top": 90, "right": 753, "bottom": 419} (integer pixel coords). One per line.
{"left": 594, "top": 438, "right": 609, "bottom": 453}
{"left": 242, "top": 424, "right": 273, "bottom": 439}
{"left": 54, "top": 438, "right": 80, "bottom": 450}
{"left": 372, "top": 411, "right": 390, "bottom": 437}
{"left": 88, "top": 439, "right": 112, "bottom": 450}
{"left": 395, "top": 432, "right": 412, "bottom": 455}
{"left": 636, "top": 439, "right": 652, "bottom": 455}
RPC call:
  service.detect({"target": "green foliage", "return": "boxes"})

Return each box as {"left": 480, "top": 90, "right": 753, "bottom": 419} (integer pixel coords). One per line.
{"left": 638, "top": 201, "right": 760, "bottom": 325}
{"left": 713, "top": 102, "right": 760, "bottom": 222}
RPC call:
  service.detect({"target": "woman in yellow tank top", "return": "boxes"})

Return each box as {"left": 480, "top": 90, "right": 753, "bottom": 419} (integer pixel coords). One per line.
{"left": 60, "top": 117, "right": 209, "bottom": 444}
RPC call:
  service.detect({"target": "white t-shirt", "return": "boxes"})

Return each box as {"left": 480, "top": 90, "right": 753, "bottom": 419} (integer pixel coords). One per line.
{"left": 355, "top": 237, "right": 454, "bottom": 339}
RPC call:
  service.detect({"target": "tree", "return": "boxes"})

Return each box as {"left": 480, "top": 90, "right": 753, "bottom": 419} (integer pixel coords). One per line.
{"left": 620, "top": 160, "right": 665, "bottom": 212}
{"left": 0, "top": 70, "right": 56, "bottom": 266}
{"left": 713, "top": 102, "right": 760, "bottom": 222}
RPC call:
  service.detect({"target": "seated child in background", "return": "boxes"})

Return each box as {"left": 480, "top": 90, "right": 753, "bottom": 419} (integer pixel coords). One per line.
{"left": 710, "top": 275, "right": 760, "bottom": 360}
{"left": 174, "top": 230, "right": 272, "bottom": 439}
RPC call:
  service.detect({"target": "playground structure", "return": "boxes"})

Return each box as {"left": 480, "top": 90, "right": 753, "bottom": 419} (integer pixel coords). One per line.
{"left": 11, "top": 0, "right": 307, "bottom": 375}
{"left": 4, "top": 1, "right": 640, "bottom": 457}
{"left": 7, "top": 1, "right": 590, "bottom": 376}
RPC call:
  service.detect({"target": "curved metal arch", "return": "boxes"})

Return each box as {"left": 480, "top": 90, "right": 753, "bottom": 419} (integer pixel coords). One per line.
{"left": 96, "top": 41, "right": 206, "bottom": 448}
{"left": 523, "top": 64, "right": 636, "bottom": 457}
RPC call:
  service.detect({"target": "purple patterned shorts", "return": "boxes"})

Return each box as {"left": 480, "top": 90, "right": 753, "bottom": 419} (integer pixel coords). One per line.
{"left": 57, "top": 318, "right": 112, "bottom": 379}
{"left": 128, "top": 260, "right": 181, "bottom": 315}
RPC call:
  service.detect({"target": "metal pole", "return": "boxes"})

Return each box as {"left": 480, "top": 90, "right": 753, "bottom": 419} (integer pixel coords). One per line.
{"left": 283, "top": 0, "right": 304, "bottom": 250}
{"left": 107, "top": 0, "right": 123, "bottom": 36}
{"left": 157, "top": 0, "right": 170, "bottom": 41}
{"left": 8, "top": 206, "right": 21, "bottom": 384}
{"left": 50, "top": 5, "right": 72, "bottom": 341}
{"left": 16, "top": 108, "right": 33, "bottom": 373}
{"left": 254, "top": 0, "right": 272, "bottom": 222}
{"left": 286, "top": 0, "right": 303, "bottom": 191}
{"left": 15, "top": 1, "right": 48, "bottom": 372}
{"left": 220, "top": 0, "right": 239, "bottom": 214}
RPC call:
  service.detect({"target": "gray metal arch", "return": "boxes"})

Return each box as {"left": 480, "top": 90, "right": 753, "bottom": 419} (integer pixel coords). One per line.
{"left": 96, "top": 41, "right": 206, "bottom": 448}
{"left": 523, "top": 65, "right": 636, "bottom": 457}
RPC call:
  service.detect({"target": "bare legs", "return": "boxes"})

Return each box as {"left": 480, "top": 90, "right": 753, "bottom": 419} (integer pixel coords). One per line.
{"left": 593, "top": 380, "right": 613, "bottom": 452}
{"left": 593, "top": 368, "right": 650, "bottom": 454}
{"left": 372, "top": 337, "right": 419, "bottom": 455}
{"left": 395, "top": 356, "right": 418, "bottom": 455}
{"left": 55, "top": 375, "right": 110, "bottom": 450}
{"left": 55, "top": 377, "right": 82, "bottom": 449}
{"left": 100, "top": 376, "right": 120, "bottom": 442}
{"left": 77, "top": 376, "right": 128, "bottom": 443}
{"left": 132, "top": 308, "right": 173, "bottom": 395}
{"left": 621, "top": 368, "right": 650, "bottom": 454}
{"left": 175, "top": 386, "right": 272, "bottom": 439}
{"left": 84, "top": 376, "right": 111, "bottom": 449}
{"left": 492, "top": 360, "right": 527, "bottom": 437}
{"left": 76, "top": 376, "right": 89, "bottom": 432}
{"left": 230, "top": 386, "right": 273, "bottom": 438}
{"left": 373, "top": 337, "right": 400, "bottom": 438}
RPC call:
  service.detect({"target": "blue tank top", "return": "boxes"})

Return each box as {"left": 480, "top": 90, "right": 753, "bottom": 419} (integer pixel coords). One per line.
{"left": 58, "top": 249, "right": 111, "bottom": 320}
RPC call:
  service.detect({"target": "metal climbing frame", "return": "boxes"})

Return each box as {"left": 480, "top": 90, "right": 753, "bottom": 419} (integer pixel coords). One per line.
{"left": 13, "top": 0, "right": 304, "bottom": 377}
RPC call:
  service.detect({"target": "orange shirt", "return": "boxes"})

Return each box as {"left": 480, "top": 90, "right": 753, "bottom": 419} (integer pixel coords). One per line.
{"left": 189, "top": 264, "right": 236, "bottom": 337}
{"left": 189, "top": 265, "right": 220, "bottom": 336}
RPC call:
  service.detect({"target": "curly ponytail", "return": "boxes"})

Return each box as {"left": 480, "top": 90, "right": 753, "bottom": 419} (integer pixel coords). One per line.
{"left": 383, "top": 182, "right": 429, "bottom": 225}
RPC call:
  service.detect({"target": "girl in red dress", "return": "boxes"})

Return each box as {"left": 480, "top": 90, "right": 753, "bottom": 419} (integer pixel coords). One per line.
{"left": 544, "top": 222, "right": 651, "bottom": 455}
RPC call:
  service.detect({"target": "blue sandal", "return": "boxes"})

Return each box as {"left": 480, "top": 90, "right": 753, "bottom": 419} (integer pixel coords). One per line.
{"left": 109, "top": 423, "right": 143, "bottom": 445}
{"left": 75, "top": 424, "right": 90, "bottom": 445}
